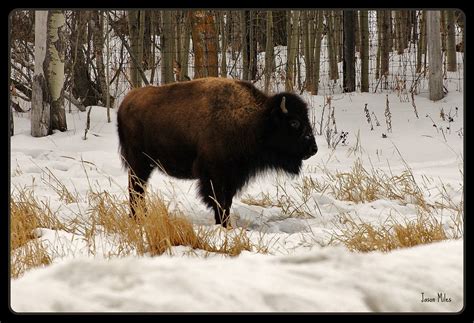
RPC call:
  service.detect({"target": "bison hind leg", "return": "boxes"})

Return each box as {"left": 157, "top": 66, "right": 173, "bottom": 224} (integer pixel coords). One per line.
{"left": 127, "top": 164, "right": 153, "bottom": 220}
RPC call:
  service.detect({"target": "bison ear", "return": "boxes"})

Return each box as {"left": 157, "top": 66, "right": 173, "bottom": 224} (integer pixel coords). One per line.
{"left": 280, "top": 96, "right": 288, "bottom": 114}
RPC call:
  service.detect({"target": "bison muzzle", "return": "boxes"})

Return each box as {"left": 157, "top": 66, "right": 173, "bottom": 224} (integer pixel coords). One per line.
{"left": 117, "top": 77, "right": 318, "bottom": 228}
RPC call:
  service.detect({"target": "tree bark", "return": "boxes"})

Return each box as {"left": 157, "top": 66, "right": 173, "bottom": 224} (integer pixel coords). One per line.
{"left": 326, "top": 10, "right": 339, "bottom": 81}
{"left": 128, "top": 10, "right": 145, "bottom": 87}
{"left": 240, "top": 11, "right": 249, "bottom": 80}
{"left": 161, "top": 10, "right": 175, "bottom": 84}
{"left": 264, "top": 11, "right": 274, "bottom": 94}
{"left": 92, "top": 11, "right": 109, "bottom": 106}
{"left": 426, "top": 11, "right": 444, "bottom": 101}
{"left": 311, "top": 11, "right": 323, "bottom": 95}
{"left": 48, "top": 10, "right": 67, "bottom": 132}
{"left": 380, "top": 10, "right": 391, "bottom": 79}
{"left": 219, "top": 11, "right": 228, "bottom": 77}
{"left": 446, "top": 10, "right": 457, "bottom": 72}
{"left": 343, "top": 10, "right": 355, "bottom": 92}
{"left": 285, "top": 10, "right": 299, "bottom": 92}
{"left": 417, "top": 11, "right": 426, "bottom": 73}
{"left": 360, "top": 10, "right": 369, "bottom": 92}
{"left": 31, "top": 11, "right": 51, "bottom": 137}
{"left": 190, "top": 11, "right": 218, "bottom": 79}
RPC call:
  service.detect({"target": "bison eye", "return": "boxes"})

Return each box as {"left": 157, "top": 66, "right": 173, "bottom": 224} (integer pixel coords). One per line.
{"left": 289, "top": 119, "right": 300, "bottom": 129}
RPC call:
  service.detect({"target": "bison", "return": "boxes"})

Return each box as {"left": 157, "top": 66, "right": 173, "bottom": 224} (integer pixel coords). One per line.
{"left": 117, "top": 77, "right": 318, "bottom": 228}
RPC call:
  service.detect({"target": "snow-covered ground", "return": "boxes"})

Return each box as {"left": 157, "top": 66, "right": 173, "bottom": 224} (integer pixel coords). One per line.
{"left": 11, "top": 239, "right": 462, "bottom": 312}
{"left": 10, "top": 85, "right": 464, "bottom": 312}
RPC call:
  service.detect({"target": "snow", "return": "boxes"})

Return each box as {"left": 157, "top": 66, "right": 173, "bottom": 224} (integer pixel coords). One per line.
{"left": 11, "top": 240, "right": 463, "bottom": 312}
{"left": 10, "top": 48, "right": 464, "bottom": 312}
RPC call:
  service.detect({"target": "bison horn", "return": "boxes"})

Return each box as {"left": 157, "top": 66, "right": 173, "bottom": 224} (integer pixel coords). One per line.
{"left": 280, "top": 96, "right": 288, "bottom": 114}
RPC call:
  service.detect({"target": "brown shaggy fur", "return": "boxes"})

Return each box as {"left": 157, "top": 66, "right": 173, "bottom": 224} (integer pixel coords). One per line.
{"left": 118, "top": 77, "right": 317, "bottom": 227}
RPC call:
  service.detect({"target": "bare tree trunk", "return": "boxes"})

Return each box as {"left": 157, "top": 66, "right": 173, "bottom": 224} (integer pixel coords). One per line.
{"left": 264, "top": 11, "right": 274, "bottom": 94}
{"left": 240, "top": 11, "right": 249, "bottom": 80}
{"left": 380, "top": 10, "right": 390, "bottom": 79}
{"left": 128, "top": 10, "right": 145, "bottom": 87}
{"left": 190, "top": 11, "right": 218, "bottom": 79}
{"left": 354, "top": 10, "right": 360, "bottom": 53}
{"left": 446, "top": 10, "right": 457, "bottom": 72}
{"left": 286, "top": 10, "right": 299, "bottom": 92}
{"left": 92, "top": 11, "right": 108, "bottom": 106}
{"left": 249, "top": 11, "right": 257, "bottom": 80}
{"left": 417, "top": 11, "right": 426, "bottom": 73}
{"left": 343, "top": 10, "right": 355, "bottom": 92}
{"left": 335, "top": 11, "right": 343, "bottom": 62}
{"left": 311, "top": 11, "right": 324, "bottom": 95}
{"left": 31, "top": 11, "right": 51, "bottom": 137}
{"left": 177, "top": 11, "right": 191, "bottom": 81}
{"left": 326, "top": 10, "right": 339, "bottom": 81}
{"left": 161, "top": 10, "right": 175, "bottom": 84}
{"left": 219, "top": 11, "right": 228, "bottom": 77}
{"left": 360, "top": 10, "right": 369, "bottom": 92}
{"left": 440, "top": 10, "right": 446, "bottom": 52}
{"left": 427, "top": 11, "right": 444, "bottom": 101}
{"left": 395, "top": 10, "right": 404, "bottom": 54}
{"left": 143, "top": 11, "right": 152, "bottom": 70}
{"left": 48, "top": 10, "right": 67, "bottom": 132}
{"left": 303, "top": 11, "right": 313, "bottom": 92}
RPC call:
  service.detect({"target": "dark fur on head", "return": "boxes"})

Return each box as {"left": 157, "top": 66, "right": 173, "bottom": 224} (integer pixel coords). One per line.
{"left": 117, "top": 77, "right": 318, "bottom": 227}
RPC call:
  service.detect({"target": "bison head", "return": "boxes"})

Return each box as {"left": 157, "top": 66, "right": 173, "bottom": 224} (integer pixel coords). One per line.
{"left": 263, "top": 93, "right": 318, "bottom": 174}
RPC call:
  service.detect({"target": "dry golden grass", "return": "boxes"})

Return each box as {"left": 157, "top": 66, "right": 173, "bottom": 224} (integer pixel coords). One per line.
{"left": 86, "top": 190, "right": 256, "bottom": 257}
{"left": 331, "top": 212, "right": 449, "bottom": 252}
{"left": 10, "top": 189, "right": 60, "bottom": 278}
{"left": 309, "top": 159, "right": 427, "bottom": 208}
{"left": 11, "top": 186, "right": 261, "bottom": 279}
{"left": 241, "top": 192, "right": 277, "bottom": 208}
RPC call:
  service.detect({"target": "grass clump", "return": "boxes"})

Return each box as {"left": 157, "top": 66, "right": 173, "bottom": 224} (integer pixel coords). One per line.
{"left": 332, "top": 212, "right": 449, "bottom": 253}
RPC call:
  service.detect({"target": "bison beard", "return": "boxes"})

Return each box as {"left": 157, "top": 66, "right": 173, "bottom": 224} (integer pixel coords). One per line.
{"left": 117, "top": 77, "right": 318, "bottom": 228}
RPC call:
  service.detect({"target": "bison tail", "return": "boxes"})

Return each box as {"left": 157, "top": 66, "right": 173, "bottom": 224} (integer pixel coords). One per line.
{"left": 116, "top": 116, "right": 130, "bottom": 170}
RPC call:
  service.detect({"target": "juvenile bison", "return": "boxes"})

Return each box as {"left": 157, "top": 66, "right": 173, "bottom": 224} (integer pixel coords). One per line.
{"left": 117, "top": 77, "right": 318, "bottom": 228}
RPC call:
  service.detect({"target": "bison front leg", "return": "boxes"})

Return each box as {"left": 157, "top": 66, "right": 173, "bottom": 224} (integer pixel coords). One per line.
{"left": 198, "top": 177, "right": 232, "bottom": 228}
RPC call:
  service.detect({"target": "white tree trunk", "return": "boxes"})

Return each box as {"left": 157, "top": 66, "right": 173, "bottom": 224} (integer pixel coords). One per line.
{"left": 427, "top": 11, "right": 444, "bottom": 101}
{"left": 48, "top": 10, "right": 66, "bottom": 131}
{"left": 31, "top": 11, "right": 50, "bottom": 137}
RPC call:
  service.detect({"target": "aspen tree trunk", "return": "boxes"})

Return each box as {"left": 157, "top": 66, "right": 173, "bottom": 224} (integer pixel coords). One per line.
{"left": 143, "top": 12, "right": 152, "bottom": 70}
{"left": 360, "top": 10, "right": 369, "bottom": 92}
{"left": 31, "top": 11, "right": 50, "bottom": 137}
{"left": 264, "top": 11, "right": 274, "bottom": 94}
{"left": 417, "top": 11, "right": 426, "bottom": 73}
{"left": 326, "top": 10, "right": 339, "bottom": 81}
{"left": 219, "top": 11, "right": 228, "bottom": 77}
{"left": 380, "top": 10, "right": 390, "bottom": 79}
{"left": 105, "top": 12, "right": 111, "bottom": 122}
{"left": 178, "top": 12, "right": 191, "bottom": 81}
{"left": 92, "top": 11, "right": 109, "bottom": 106}
{"left": 376, "top": 11, "right": 382, "bottom": 79}
{"left": 335, "top": 11, "right": 343, "bottom": 62}
{"left": 249, "top": 11, "right": 256, "bottom": 80}
{"left": 395, "top": 10, "right": 404, "bottom": 54}
{"left": 426, "top": 11, "right": 444, "bottom": 101}
{"left": 354, "top": 10, "right": 360, "bottom": 53}
{"left": 128, "top": 10, "right": 145, "bottom": 87}
{"left": 48, "top": 10, "right": 66, "bottom": 132}
{"left": 343, "top": 10, "right": 355, "bottom": 92}
{"left": 446, "top": 10, "right": 457, "bottom": 72}
{"left": 241, "top": 11, "right": 249, "bottom": 80}
{"left": 303, "top": 11, "right": 313, "bottom": 92}
{"left": 286, "top": 10, "right": 299, "bottom": 92}
{"left": 440, "top": 10, "right": 446, "bottom": 52}
{"left": 161, "top": 10, "right": 175, "bottom": 84}
{"left": 311, "top": 10, "right": 324, "bottom": 95}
